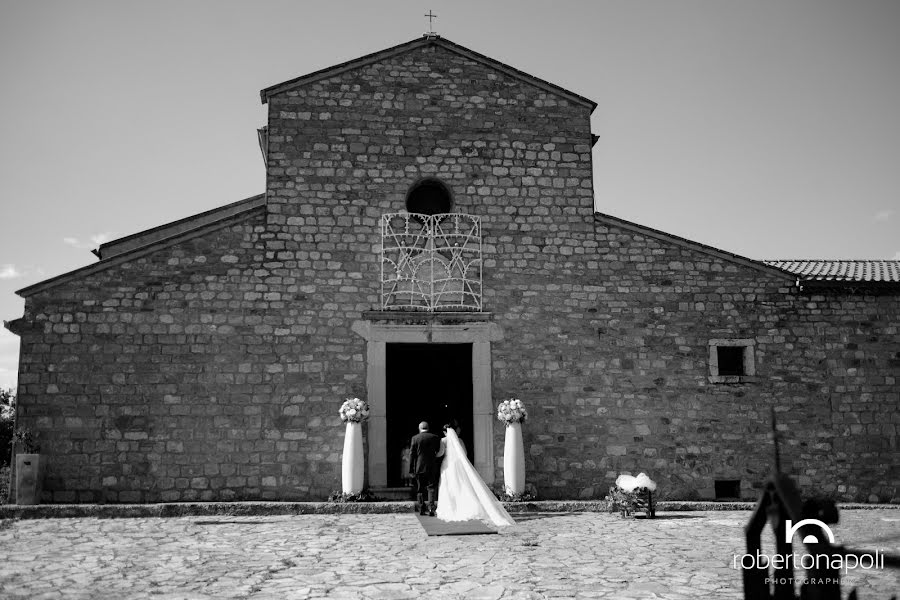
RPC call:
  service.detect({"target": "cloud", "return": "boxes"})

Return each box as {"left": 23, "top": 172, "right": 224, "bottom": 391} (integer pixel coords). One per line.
{"left": 875, "top": 210, "right": 894, "bottom": 222}
{"left": 63, "top": 232, "right": 114, "bottom": 249}
{"left": 0, "top": 264, "right": 21, "bottom": 279}
{"left": 0, "top": 264, "right": 44, "bottom": 281}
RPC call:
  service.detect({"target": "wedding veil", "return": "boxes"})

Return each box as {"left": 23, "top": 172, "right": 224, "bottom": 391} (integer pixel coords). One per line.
{"left": 437, "top": 428, "right": 516, "bottom": 527}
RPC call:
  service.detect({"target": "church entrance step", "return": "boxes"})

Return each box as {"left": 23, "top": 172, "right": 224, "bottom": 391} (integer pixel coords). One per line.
{"left": 372, "top": 486, "right": 415, "bottom": 501}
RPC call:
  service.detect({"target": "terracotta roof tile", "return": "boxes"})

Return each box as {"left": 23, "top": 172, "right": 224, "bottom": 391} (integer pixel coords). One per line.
{"left": 764, "top": 260, "right": 900, "bottom": 283}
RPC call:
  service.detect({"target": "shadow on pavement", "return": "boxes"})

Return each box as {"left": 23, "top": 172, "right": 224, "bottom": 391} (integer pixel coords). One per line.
{"left": 512, "top": 512, "right": 709, "bottom": 522}
{"left": 512, "top": 512, "right": 583, "bottom": 522}
{"left": 193, "top": 519, "right": 293, "bottom": 526}
{"left": 637, "top": 514, "right": 706, "bottom": 519}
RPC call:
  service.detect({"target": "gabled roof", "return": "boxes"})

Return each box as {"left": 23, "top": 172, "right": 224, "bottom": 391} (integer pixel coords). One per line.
{"left": 594, "top": 212, "right": 900, "bottom": 289}
{"left": 764, "top": 260, "right": 900, "bottom": 284}
{"left": 594, "top": 212, "right": 797, "bottom": 281}
{"left": 16, "top": 195, "right": 266, "bottom": 298}
{"left": 97, "top": 194, "right": 265, "bottom": 260}
{"left": 260, "top": 35, "right": 597, "bottom": 111}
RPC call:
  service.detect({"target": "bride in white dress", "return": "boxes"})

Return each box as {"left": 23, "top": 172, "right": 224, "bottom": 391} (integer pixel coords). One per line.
{"left": 435, "top": 426, "right": 516, "bottom": 527}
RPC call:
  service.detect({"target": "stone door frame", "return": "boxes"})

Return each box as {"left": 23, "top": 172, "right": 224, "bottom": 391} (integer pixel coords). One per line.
{"left": 351, "top": 318, "right": 503, "bottom": 487}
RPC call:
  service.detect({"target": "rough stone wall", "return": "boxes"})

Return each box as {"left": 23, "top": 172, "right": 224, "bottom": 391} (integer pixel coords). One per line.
{"left": 13, "top": 214, "right": 308, "bottom": 502}
{"left": 490, "top": 219, "right": 899, "bottom": 502}
{"left": 14, "top": 42, "right": 598, "bottom": 503}
{"left": 262, "top": 42, "right": 597, "bottom": 496}
{"left": 12, "top": 41, "right": 898, "bottom": 503}
{"left": 794, "top": 290, "right": 899, "bottom": 502}
{"left": 262, "top": 42, "right": 897, "bottom": 502}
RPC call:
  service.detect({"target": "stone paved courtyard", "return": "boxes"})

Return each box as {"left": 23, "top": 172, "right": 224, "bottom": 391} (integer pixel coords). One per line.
{"left": 1, "top": 510, "right": 898, "bottom": 599}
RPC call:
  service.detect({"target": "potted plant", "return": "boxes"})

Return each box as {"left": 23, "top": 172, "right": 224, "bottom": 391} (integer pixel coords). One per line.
{"left": 12, "top": 428, "right": 42, "bottom": 505}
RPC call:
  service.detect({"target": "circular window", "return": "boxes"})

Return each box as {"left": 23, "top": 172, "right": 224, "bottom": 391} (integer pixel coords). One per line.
{"left": 405, "top": 178, "right": 453, "bottom": 215}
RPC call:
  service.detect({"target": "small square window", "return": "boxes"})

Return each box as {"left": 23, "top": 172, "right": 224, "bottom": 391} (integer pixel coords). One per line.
{"left": 715, "top": 479, "right": 741, "bottom": 500}
{"left": 716, "top": 346, "right": 745, "bottom": 376}
{"left": 708, "top": 339, "right": 755, "bottom": 383}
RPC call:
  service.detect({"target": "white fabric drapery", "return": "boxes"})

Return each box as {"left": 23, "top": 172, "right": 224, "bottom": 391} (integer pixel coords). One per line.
{"left": 436, "top": 429, "right": 515, "bottom": 527}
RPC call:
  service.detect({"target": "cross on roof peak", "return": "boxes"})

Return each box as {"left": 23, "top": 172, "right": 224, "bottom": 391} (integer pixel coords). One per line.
{"left": 424, "top": 10, "right": 438, "bottom": 37}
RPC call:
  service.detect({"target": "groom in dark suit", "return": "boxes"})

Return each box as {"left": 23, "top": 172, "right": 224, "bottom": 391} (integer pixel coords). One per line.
{"left": 409, "top": 421, "right": 441, "bottom": 516}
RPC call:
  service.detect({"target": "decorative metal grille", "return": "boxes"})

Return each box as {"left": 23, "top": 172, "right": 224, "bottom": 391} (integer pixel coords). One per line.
{"left": 381, "top": 212, "right": 482, "bottom": 311}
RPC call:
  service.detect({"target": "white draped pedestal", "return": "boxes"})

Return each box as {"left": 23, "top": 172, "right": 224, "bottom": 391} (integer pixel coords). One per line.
{"left": 342, "top": 422, "right": 364, "bottom": 494}
{"left": 503, "top": 422, "right": 525, "bottom": 495}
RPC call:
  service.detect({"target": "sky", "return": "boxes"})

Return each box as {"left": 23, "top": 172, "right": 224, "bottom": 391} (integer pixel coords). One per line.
{"left": 0, "top": 0, "right": 898, "bottom": 390}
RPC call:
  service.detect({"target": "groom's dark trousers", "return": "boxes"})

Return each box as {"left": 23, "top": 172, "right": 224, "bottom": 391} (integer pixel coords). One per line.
{"left": 409, "top": 430, "right": 441, "bottom": 515}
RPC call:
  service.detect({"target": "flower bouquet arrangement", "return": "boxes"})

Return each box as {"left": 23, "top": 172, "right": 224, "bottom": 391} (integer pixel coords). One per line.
{"left": 339, "top": 397, "right": 369, "bottom": 423}
{"left": 328, "top": 489, "right": 379, "bottom": 503}
{"left": 603, "top": 473, "right": 658, "bottom": 518}
{"left": 497, "top": 398, "right": 527, "bottom": 424}
{"left": 603, "top": 485, "right": 643, "bottom": 516}
{"left": 493, "top": 482, "right": 537, "bottom": 503}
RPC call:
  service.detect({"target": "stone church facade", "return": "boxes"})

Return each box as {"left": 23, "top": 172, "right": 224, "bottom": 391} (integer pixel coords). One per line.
{"left": 7, "top": 36, "right": 899, "bottom": 503}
